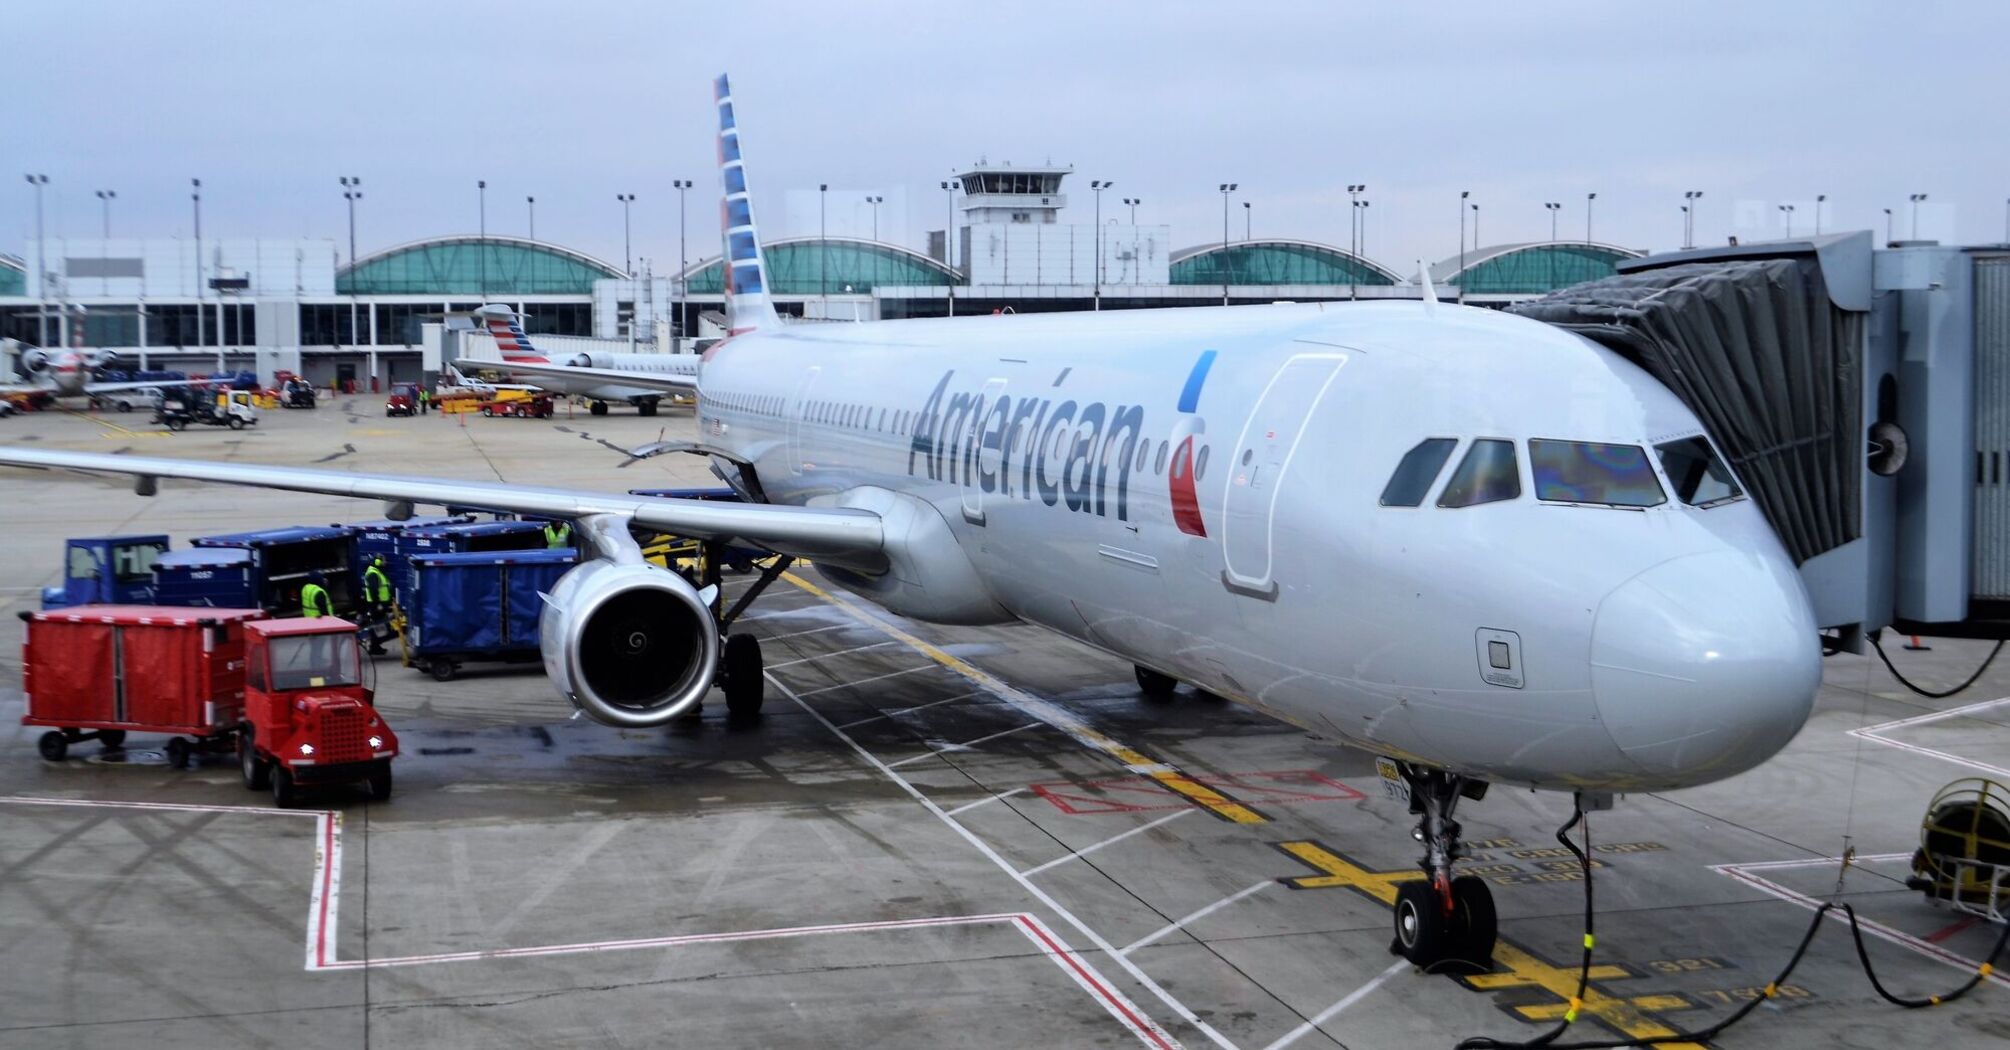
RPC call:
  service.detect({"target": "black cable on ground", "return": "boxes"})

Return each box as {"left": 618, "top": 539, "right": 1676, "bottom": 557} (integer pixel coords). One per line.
{"left": 1457, "top": 812, "right": 2009, "bottom": 1050}
{"left": 1869, "top": 633, "right": 2005, "bottom": 699}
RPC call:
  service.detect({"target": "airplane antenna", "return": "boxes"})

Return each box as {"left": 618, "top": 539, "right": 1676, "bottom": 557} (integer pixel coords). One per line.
{"left": 1417, "top": 259, "right": 1439, "bottom": 317}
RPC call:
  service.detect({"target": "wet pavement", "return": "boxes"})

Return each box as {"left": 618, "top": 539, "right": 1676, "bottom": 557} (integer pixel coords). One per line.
{"left": 1, "top": 401, "right": 2006, "bottom": 1048}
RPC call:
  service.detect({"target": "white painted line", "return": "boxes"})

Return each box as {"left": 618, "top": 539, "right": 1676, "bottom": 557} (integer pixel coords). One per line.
{"left": 798, "top": 664, "right": 938, "bottom": 698}
{"left": 757, "top": 622, "right": 851, "bottom": 643}
{"left": 886, "top": 721, "right": 1044, "bottom": 768}
{"left": 835, "top": 689, "right": 986, "bottom": 728}
{"left": 946, "top": 788, "right": 1028, "bottom": 817}
{"left": 1022, "top": 810, "right": 1195, "bottom": 878}
{"left": 768, "top": 640, "right": 900, "bottom": 668}
{"left": 1258, "top": 959, "right": 1409, "bottom": 1050}
{"left": 775, "top": 674, "right": 1226, "bottom": 1050}
{"left": 1712, "top": 853, "right": 2010, "bottom": 992}
{"left": 1121, "top": 880, "right": 1273, "bottom": 956}
{"left": 1847, "top": 695, "right": 2010, "bottom": 779}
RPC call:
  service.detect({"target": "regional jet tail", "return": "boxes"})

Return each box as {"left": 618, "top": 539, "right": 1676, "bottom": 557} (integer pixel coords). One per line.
{"left": 455, "top": 304, "right": 696, "bottom": 416}
{"left": 0, "top": 72, "right": 1825, "bottom": 975}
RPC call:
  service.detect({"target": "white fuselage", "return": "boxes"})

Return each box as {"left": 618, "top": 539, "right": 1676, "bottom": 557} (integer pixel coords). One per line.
{"left": 695, "top": 301, "right": 1822, "bottom": 792}
{"left": 500, "top": 352, "right": 699, "bottom": 403}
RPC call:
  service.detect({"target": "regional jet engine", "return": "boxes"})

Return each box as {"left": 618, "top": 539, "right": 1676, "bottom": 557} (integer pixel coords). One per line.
{"left": 539, "top": 559, "right": 719, "bottom": 728}
{"left": 18, "top": 348, "right": 50, "bottom": 375}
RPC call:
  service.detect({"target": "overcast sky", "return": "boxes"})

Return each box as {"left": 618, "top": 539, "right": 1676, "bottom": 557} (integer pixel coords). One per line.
{"left": 9, "top": 1, "right": 2006, "bottom": 276}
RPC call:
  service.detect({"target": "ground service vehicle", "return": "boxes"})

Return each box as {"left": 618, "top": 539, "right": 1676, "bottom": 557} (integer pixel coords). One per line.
{"left": 40, "top": 535, "right": 170, "bottom": 608}
{"left": 478, "top": 393, "right": 554, "bottom": 418}
{"left": 237, "top": 617, "right": 398, "bottom": 806}
{"left": 155, "top": 388, "right": 259, "bottom": 430}
{"left": 403, "top": 549, "right": 576, "bottom": 680}
{"left": 21, "top": 605, "right": 263, "bottom": 768}
{"left": 385, "top": 383, "right": 420, "bottom": 416}
{"left": 281, "top": 378, "right": 317, "bottom": 409}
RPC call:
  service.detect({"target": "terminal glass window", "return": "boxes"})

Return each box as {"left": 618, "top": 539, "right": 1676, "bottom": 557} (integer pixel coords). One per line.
{"left": 1529, "top": 440, "right": 1666, "bottom": 507}
{"left": 1656, "top": 436, "right": 1744, "bottom": 507}
{"left": 267, "top": 633, "right": 363, "bottom": 691}
{"left": 1437, "top": 439, "right": 1521, "bottom": 508}
{"left": 1380, "top": 438, "right": 1458, "bottom": 507}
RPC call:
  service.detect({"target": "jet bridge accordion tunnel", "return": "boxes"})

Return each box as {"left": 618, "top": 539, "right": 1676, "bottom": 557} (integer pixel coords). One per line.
{"left": 1511, "top": 231, "right": 2010, "bottom": 651}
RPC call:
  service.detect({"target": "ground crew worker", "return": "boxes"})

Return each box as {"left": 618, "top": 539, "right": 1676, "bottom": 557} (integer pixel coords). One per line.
{"left": 543, "top": 520, "right": 572, "bottom": 549}
{"left": 361, "top": 557, "right": 393, "bottom": 653}
{"left": 418, "top": 386, "right": 430, "bottom": 415}
{"left": 300, "top": 573, "right": 333, "bottom": 619}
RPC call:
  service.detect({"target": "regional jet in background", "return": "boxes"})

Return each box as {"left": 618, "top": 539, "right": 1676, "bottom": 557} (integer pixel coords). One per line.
{"left": 0, "top": 74, "right": 1823, "bottom": 969}
{"left": 2, "top": 337, "right": 201, "bottom": 412}
{"left": 451, "top": 304, "right": 697, "bottom": 416}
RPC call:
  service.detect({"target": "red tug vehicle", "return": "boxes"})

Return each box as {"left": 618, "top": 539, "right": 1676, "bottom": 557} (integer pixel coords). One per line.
{"left": 21, "top": 607, "right": 399, "bottom": 807}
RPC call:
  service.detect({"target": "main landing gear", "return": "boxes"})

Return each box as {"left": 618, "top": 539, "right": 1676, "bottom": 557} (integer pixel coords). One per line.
{"left": 1389, "top": 763, "right": 1497, "bottom": 971}
{"left": 696, "top": 544, "right": 796, "bottom": 726}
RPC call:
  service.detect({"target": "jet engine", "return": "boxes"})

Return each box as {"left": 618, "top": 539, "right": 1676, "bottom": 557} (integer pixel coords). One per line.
{"left": 561, "top": 352, "right": 600, "bottom": 369}
{"left": 18, "top": 348, "right": 50, "bottom": 375}
{"left": 539, "top": 558, "right": 719, "bottom": 727}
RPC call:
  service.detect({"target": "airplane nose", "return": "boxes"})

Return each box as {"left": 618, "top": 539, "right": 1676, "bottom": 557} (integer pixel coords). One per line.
{"left": 1590, "top": 551, "right": 1821, "bottom": 786}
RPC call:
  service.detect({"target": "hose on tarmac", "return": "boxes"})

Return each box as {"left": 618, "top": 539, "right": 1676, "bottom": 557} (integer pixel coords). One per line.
{"left": 1867, "top": 632, "right": 2005, "bottom": 700}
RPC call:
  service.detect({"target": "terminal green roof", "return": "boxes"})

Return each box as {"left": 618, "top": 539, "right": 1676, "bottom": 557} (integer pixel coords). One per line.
{"left": 685, "top": 237, "right": 961, "bottom": 295}
{"left": 1432, "top": 242, "right": 1643, "bottom": 295}
{"left": 337, "top": 236, "right": 626, "bottom": 295}
{"left": 1169, "top": 240, "right": 1399, "bottom": 286}
{"left": 0, "top": 256, "right": 24, "bottom": 297}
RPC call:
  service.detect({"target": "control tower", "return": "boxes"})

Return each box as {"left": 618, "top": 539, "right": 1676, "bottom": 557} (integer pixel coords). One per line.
{"left": 947, "top": 161, "right": 1168, "bottom": 288}
{"left": 954, "top": 162, "right": 1072, "bottom": 225}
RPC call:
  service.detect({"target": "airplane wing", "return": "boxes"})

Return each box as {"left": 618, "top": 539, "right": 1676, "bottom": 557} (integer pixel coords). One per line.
{"left": 454, "top": 357, "right": 698, "bottom": 393}
{"left": 0, "top": 447, "right": 885, "bottom": 569}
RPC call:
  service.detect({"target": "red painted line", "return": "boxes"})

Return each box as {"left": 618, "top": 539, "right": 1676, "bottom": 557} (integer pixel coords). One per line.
{"left": 1925, "top": 916, "right": 1978, "bottom": 944}
{"left": 315, "top": 814, "right": 336, "bottom": 968}
{"left": 1014, "top": 915, "right": 1177, "bottom": 1050}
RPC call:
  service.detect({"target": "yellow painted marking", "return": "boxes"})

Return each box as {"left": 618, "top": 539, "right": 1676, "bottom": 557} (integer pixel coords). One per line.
{"left": 780, "top": 570, "right": 1266, "bottom": 823}
{"left": 1275, "top": 840, "right": 1705, "bottom": 1049}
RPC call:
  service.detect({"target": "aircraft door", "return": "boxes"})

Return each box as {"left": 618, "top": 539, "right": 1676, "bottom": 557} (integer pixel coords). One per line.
{"left": 789, "top": 367, "right": 820, "bottom": 474}
{"left": 1220, "top": 352, "right": 1349, "bottom": 599}
{"left": 961, "top": 377, "right": 1007, "bottom": 525}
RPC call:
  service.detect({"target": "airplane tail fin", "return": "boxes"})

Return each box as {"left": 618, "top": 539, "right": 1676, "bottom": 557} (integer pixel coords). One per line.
{"left": 715, "top": 74, "right": 779, "bottom": 336}
{"left": 472, "top": 304, "right": 548, "bottom": 363}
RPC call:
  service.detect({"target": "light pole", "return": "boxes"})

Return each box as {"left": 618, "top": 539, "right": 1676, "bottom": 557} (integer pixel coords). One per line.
{"left": 819, "top": 184, "right": 828, "bottom": 308}
{"left": 1883, "top": 208, "right": 1894, "bottom": 244}
{"left": 1243, "top": 200, "right": 1251, "bottom": 242}
{"left": 1909, "top": 193, "right": 1927, "bottom": 240}
{"left": 95, "top": 189, "right": 116, "bottom": 239}
{"left": 1123, "top": 197, "right": 1140, "bottom": 223}
{"left": 1471, "top": 201, "right": 1479, "bottom": 250}
{"left": 1815, "top": 194, "right": 1826, "bottom": 236}
{"left": 1545, "top": 202, "right": 1562, "bottom": 289}
{"left": 1459, "top": 191, "right": 1469, "bottom": 285}
{"left": 616, "top": 192, "right": 635, "bottom": 275}
{"left": 865, "top": 195, "right": 884, "bottom": 292}
{"left": 673, "top": 179, "right": 692, "bottom": 347}
{"left": 477, "top": 180, "right": 489, "bottom": 301}
{"left": 1346, "top": 184, "right": 1364, "bottom": 262}
{"left": 192, "top": 178, "right": 203, "bottom": 350}
{"left": 24, "top": 175, "right": 47, "bottom": 347}
{"left": 1586, "top": 192, "right": 1596, "bottom": 243}
{"left": 1091, "top": 179, "right": 1112, "bottom": 309}
{"left": 526, "top": 196, "right": 535, "bottom": 240}
{"left": 1682, "top": 191, "right": 1702, "bottom": 248}
{"left": 1218, "top": 183, "right": 1237, "bottom": 306}
{"left": 341, "top": 177, "right": 362, "bottom": 347}
{"left": 1779, "top": 203, "right": 1796, "bottom": 238}
{"left": 941, "top": 179, "right": 959, "bottom": 317}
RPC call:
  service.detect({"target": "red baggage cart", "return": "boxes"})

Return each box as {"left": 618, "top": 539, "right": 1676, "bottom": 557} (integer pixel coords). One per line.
{"left": 22, "top": 605, "right": 263, "bottom": 767}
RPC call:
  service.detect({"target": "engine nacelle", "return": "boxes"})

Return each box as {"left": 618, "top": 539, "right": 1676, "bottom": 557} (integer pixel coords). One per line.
{"left": 539, "top": 558, "right": 719, "bottom": 727}
{"left": 563, "top": 352, "right": 600, "bottom": 369}
{"left": 19, "top": 349, "right": 49, "bottom": 375}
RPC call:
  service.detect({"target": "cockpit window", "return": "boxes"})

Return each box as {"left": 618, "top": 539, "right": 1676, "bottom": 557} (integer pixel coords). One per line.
{"left": 1381, "top": 438, "right": 1458, "bottom": 507}
{"left": 1656, "top": 436, "right": 1744, "bottom": 507}
{"left": 1437, "top": 439, "right": 1521, "bottom": 508}
{"left": 1529, "top": 440, "right": 1666, "bottom": 508}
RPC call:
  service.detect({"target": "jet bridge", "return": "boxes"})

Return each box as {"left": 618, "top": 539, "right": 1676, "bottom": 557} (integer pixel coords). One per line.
{"left": 1512, "top": 231, "right": 2010, "bottom": 650}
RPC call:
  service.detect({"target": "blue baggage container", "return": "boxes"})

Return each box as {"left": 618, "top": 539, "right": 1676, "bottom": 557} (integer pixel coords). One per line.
{"left": 192, "top": 526, "right": 357, "bottom": 613}
{"left": 394, "top": 521, "right": 551, "bottom": 605}
{"left": 404, "top": 549, "right": 577, "bottom": 679}
{"left": 342, "top": 515, "right": 473, "bottom": 595}
{"left": 153, "top": 547, "right": 257, "bottom": 608}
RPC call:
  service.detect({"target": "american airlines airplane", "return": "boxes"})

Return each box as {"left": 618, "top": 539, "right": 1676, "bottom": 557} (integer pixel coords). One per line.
{"left": 453, "top": 304, "right": 696, "bottom": 416}
{"left": 0, "top": 75, "right": 1822, "bottom": 969}
{"left": 2, "top": 336, "right": 199, "bottom": 409}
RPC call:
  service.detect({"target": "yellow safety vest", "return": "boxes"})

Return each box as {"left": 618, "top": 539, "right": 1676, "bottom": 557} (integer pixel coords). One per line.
{"left": 544, "top": 522, "right": 571, "bottom": 549}
{"left": 301, "top": 583, "right": 332, "bottom": 619}
{"left": 363, "top": 564, "right": 391, "bottom": 604}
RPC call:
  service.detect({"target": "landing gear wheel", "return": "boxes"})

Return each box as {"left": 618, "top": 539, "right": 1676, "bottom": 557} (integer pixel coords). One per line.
{"left": 239, "top": 729, "right": 270, "bottom": 790}
{"left": 98, "top": 729, "right": 126, "bottom": 749}
{"left": 723, "top": 633, "right": 765, "bottom": 721}
{"left": 37, "top": 731, "right": 69, "bottom": 762}
{"left": 1392, "top": 880, "right": 1452, "bottom": 966}
{"left": 271, "top": 767, "right": 297, "bottom": 808}
{"left": 427, "top": 657, "right": 458, "bottom": 682}
{"left": 367, "top": 763, "right": 393, "bottom": 801}
{"left": 1450, "top": 875, "right": 1498, "bottom": 965}
{"left": 165, "top": 737, "right": 192, "bottom": 770}
{"left": 589, "top": 400, "right": 609, "bottom": 416}
{"left": 1135, "top": 665, "right": 1178, "bottom": 699}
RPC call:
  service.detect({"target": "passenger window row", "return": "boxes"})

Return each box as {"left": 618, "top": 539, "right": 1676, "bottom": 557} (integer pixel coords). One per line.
{"left": 1379, "top": 435, "right": 1743, "bottom": 510}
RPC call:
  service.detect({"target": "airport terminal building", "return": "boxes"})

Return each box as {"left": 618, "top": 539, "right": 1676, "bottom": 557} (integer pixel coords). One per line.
{"left": 0, "top": 165, "right": 1643, "bottom": 387}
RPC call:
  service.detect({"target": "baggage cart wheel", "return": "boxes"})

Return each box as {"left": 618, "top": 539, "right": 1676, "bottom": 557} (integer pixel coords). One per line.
{"left": 368, "top": 763, "right": 393, "bottom": 801}
{"left": 239, "top": 729, "right": 270, "bottom": 790}
{"left": 166, "top": 737, "right": 192, "bottom": 770}
{"left": 723, "top": 633, "right": 765, "bottom": 721}
{"left": 427, "top": 657, "right": 458, "bottom": 682}
{"left": 97, "top": 729, "right": 127, "bottom": 749}
{"left": 272, "top": 767, "right": 297, "bottom": 808}
{"left": 37, "top": 731, "right": 69, "bottom": 762}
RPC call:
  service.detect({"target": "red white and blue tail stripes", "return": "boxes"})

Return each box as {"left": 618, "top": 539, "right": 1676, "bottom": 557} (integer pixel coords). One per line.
{"left": 715, "top": 74, "right": 778, "bottom": 335}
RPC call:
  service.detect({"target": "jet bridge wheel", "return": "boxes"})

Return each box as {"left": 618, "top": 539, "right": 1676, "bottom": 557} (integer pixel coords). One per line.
{"left": 723, "top": 633, "right": 765, "bottom": 721}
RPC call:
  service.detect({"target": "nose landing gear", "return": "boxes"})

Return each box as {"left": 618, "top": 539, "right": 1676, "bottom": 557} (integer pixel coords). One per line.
{"left": 1388, "top": 763, "right": 1497, "bottom": 970}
